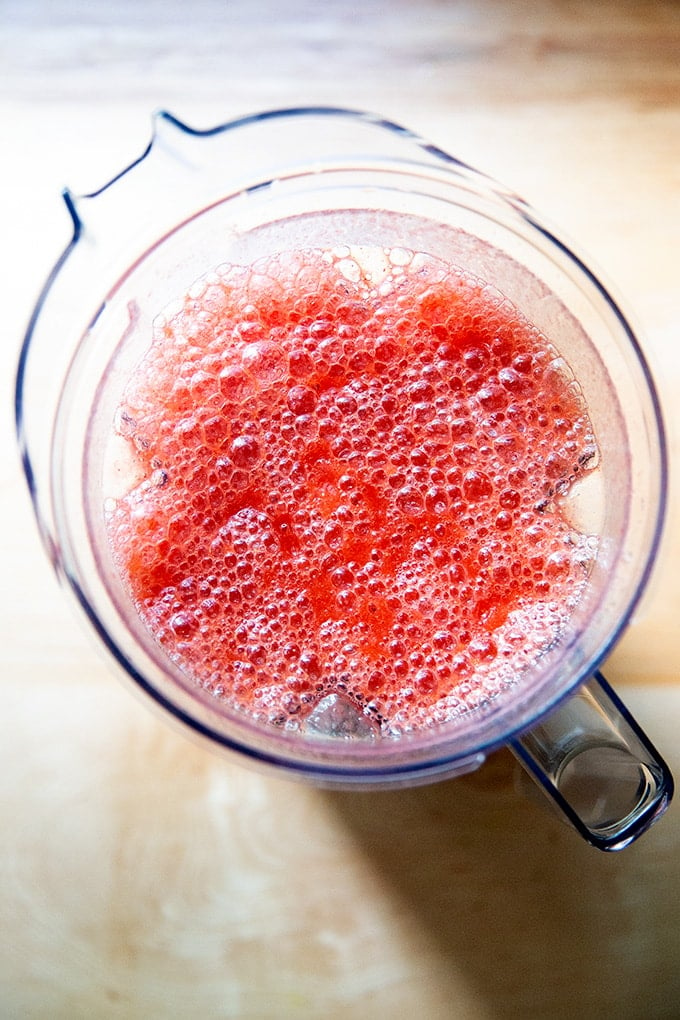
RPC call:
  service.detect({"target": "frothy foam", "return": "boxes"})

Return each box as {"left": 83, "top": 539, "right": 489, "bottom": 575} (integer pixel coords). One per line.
{"left": 105, "top": 246, "right": 599, "bottom": 735}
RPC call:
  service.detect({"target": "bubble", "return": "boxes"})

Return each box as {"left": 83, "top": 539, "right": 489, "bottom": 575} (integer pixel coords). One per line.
{"left": 545, "top": 550, "right": 571, "bottom": 577}
{"left": 242, "top": 341, "right": 287, "bottom": 386}
{"left": 331, "top": 565, "right": 353, "bottom": 588}
{"left": 463, "top": 470, "right": 494, "bottom": 501}
{"left": 337, "top": 588, "right": 356, "bottom": 609}
{"left": 414, "top": 668, "right": 437, "bottom": 694}
{"left": 411, "top": 401, "right": 435, "bottom": 423}
{"left": 408, "top": 380, "right": 435, "bottom": 402}
{"left": 477, "top": 384, "right": 505, "bottom": 411}
{"left": 169, "top": 612, "right": 195, "bottom": 636}
{"left": 512, "top": 352, "right": 533, "bottom": 374}
{"left": 289, "top": 349, "right": 315, "bottom": 378}
{"left": 395, "top": 486, "right": 425, "bottom": 516}
{"left": 212, "top": 377, "right": 245, "bottom": 419}
{"left": 388, "top": 247, "right": 413, "bottom": 267}
{"left": 452, "top": 654, "right": 472, "bottom": 677}
{"left": 458, "top": 340, "right": 482, "bottom": 364}
{"left": 499, "top": 366, "right": 530, "bottom": 393}
{"left": 499, "top": 488, "right": 521, "bottom": 509}
{"left": 545, "top": 452, "right": 571, "bottom": 480}
{"left": 287, "top": 385, "right": 317, "bottom": 414}
{"left": 230, "top": 435, "right": 261, "bottom": 468}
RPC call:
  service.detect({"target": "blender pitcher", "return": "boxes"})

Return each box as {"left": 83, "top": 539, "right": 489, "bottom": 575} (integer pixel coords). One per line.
{"left": 15, "top": 107, "right": 672, "bottom": 851}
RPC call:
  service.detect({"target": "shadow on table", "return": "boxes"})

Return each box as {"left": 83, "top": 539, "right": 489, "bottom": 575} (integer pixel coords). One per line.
{"left": 324, "top": 749, "right": 680, "bottom": 1019}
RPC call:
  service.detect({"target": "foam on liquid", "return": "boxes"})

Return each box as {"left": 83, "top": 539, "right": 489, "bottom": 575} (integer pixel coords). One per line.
{"left": 105, "top": 246, "right": 599, "bottom": 735}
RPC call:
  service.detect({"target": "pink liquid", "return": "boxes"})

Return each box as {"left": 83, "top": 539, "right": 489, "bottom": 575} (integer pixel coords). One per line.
{"left": 106, "top": 247, "right": 598, "bottom": 734}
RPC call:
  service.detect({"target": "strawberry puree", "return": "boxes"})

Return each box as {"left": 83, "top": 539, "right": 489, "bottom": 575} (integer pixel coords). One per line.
{"left": 106, "top": 247, "right": 598, "bottom": 733}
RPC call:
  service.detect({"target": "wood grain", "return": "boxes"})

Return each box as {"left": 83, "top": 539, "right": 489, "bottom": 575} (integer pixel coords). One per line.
{"left": 2, "top": 1, "right": 680, "bottom": 1016}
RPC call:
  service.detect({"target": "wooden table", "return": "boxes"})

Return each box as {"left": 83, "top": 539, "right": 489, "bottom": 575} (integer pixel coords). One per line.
{"left": 2, "top": 2, "right": 679, "bottom": 1016}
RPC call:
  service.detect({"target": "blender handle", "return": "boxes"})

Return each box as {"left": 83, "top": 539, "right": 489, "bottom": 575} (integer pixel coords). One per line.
{"left": 509, "top": 672, "right": 673, "bottom": 851}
